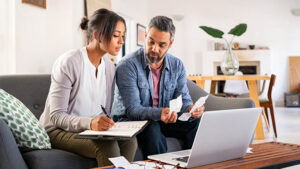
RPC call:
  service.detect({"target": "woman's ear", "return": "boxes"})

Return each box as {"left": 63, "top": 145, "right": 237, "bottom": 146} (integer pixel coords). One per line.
{"left": 93, "top": 31, "right": 101, "bottom": 42}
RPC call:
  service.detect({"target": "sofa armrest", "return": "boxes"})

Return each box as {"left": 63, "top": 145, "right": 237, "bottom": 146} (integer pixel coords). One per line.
{"left": 0, "top": 119, "right": 29, "bottom": 169}
{"left": 187, "top": 80, "right": 255, "bottom": 111}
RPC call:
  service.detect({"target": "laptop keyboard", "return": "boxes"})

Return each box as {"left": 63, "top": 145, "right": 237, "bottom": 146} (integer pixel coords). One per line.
{"left": 172, "top": 150, "right": 191, "bottom": 156}
{"left": 173, "top": 156, "right": 189, "bottom": 163}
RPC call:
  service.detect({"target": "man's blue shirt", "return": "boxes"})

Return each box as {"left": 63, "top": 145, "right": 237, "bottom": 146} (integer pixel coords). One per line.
{"left": 112, "top": 48, "right": 193, "bottom": 121}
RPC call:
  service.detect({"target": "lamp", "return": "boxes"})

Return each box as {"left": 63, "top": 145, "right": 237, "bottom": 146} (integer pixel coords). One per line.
{"left": 172, "top": 14, "right": 184, "bottom": 21}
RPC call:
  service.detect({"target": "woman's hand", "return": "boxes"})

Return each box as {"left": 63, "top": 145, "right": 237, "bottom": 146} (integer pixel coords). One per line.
{"left": 90, "top": 116, "right": 115, "bottom": 131}
{"left": 189, "top": 105, "right": 205, "bottom": 119}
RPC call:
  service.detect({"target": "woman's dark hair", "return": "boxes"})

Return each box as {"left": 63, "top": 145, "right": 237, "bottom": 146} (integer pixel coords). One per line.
{"left": 80, "top": 8, "right": 126, "bottom": 46}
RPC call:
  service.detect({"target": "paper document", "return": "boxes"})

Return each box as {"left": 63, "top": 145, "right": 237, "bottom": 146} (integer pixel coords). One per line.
{"left": 78, "top": 121, "right": 148, "bottom": 138}
{"left": 108, "top": 158, "right": 175, "bottom": 169}
{"left": 178, "top": 95, "right": 208, "bottom": 121}
{"left": 109, "top": 156, "right": 131, "bottom": 167}
{"left": 169, "top": 95, "right": 182, "bottom": 113}
{"left": 247, "top": 147, "right": 253, "bottom": 154}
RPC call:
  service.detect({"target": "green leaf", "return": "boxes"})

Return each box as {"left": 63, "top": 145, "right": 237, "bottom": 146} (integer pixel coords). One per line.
{"left": 199, "top": 26, "right": 224, "bottom": 38}
{"left": 16, "top": 119, "right": 23, "bottom": 125}
{"left": 3, "top": 107, "right": 9, "bottom": 113}
{"left": 7, "top": 115, "right": 13, "bottom": 121}
{"left": 11, "top": 122, "right": 17, "bottom": 129}
{"left": 2, "top": 102, "right": 8, "bottom": 107}
{"left": 35, "top": 128, "right": 41, "bottom": 134}
{"left": 28, "top": 131, "right": 34, "bottom": 136}
{"left": 228, "top": 23, "right": 247, "bottom": 36}
{"left": 20, "top": 126, "right": 25, "bottom": 132}
{"left": 23, "top": 134, "right": 29, "bottom": 140}
{"left": 10, "top": 105, "right": 16, "bottom": 111}
{"left": 27, "top": 125, "right": 33, "bottom": 131}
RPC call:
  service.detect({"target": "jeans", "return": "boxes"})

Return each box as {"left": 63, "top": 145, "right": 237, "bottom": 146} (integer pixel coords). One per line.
{"left": 137, "top": 118, "right": 200, "bottom": 159}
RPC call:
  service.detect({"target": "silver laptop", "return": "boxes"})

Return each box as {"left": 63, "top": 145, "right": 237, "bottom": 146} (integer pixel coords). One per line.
{"left": 148, "top": 108, "right": 261, "bottom": 168}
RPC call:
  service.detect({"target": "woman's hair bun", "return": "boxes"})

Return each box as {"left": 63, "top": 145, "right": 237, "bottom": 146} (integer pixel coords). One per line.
{"left": 80, "top": 17, "right": 89, "bottom": 30}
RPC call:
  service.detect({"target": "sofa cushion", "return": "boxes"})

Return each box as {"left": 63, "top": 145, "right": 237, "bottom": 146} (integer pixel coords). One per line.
{"left": 0, "top": 89, "right": 51, "bottom": 149}
{"left": 23, "top": 149, "right": 97, "bottom": 169}
{"left": 0, "top": 118, "right": 29, "bottom": 169}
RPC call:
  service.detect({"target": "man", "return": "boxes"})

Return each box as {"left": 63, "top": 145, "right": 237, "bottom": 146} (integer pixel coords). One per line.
{"left": 112, "top": 16, "right": 205, "bottom": 159}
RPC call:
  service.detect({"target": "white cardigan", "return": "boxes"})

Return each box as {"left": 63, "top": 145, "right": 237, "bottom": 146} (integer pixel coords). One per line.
{"left": 39, "top": 48, "right": 115, "bottom": 133}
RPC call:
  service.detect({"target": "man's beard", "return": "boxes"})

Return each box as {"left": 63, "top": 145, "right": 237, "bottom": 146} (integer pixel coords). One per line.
{"left": 146, "top": 50, "right": 167, "bottom": 64}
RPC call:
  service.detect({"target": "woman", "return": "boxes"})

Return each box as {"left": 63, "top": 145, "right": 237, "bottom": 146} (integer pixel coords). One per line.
{"left": 39, "top": 8, "right": 137, "bottom": 167}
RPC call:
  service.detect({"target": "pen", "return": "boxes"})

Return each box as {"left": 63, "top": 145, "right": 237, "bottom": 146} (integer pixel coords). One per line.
{"left": 101, "top": 105, "right": 110, "bottom": 118}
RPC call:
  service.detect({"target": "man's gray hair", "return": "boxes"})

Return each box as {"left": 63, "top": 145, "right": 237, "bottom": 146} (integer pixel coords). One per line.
{"left": 148, "top": 16, "right": 175, "bottom": 41}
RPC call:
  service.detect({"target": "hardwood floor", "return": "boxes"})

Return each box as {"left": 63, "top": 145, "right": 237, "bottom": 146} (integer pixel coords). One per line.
{"left": 253, "top": 107, "right": 300, "bottom": 168}
{"left": 253, "top": 107, "right": 300, "bottom": 145}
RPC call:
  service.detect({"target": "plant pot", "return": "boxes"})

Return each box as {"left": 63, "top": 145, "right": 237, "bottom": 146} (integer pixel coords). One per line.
{"left": 221, "top": 43, "right": 239, "bottom": 75}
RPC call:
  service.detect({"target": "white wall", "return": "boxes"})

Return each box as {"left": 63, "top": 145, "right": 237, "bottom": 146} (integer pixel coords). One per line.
{"left": 111, "top": 0, "right": 148, "bottom": 60}
{"left": 112, "top": 0, "right": 148, "bottom": 26}
{"left": 10, "top": 0, "right": 85, "bottom": 74}
{"left": 146, "top": 0, "right": 300, "bottom": 106}
{"left": 0, "top": 0, "right": 16, "bottom": 74}
{"left": 2, "top": 0, "right": 300, "bottom": 105}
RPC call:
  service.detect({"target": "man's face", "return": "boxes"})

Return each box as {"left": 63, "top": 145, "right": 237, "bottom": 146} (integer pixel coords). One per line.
{"left": 145, "top": 27, "right": 173, "bottom": 64}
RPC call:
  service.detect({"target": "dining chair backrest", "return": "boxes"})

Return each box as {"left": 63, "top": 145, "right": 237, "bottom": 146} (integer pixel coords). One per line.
{"left": 267, "top": 74, "right": 276, "bottom": 101}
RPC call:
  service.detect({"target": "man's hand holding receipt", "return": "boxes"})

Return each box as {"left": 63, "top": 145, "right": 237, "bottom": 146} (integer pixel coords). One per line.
{"left": 177, "top": 95, "right": 208, "bottom": 121}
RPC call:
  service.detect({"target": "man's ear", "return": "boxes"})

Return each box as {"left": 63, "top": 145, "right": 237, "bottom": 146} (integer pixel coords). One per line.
{"left": 169, "top": 39, "right": 174, "bottom": 48}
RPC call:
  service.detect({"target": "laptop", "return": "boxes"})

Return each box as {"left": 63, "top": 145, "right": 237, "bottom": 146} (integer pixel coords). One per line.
{"left": 148, "top": 108, "right": 261, "bottom": 168}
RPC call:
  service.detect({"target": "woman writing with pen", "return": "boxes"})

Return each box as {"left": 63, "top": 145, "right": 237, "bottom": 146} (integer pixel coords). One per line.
{"left": 39, "top": 8, "right": 137, "bottom": 167}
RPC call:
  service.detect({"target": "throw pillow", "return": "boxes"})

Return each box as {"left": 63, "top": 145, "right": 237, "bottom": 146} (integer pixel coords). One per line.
{"left": 0, "top": 89, "right": 51, "bottom": 149}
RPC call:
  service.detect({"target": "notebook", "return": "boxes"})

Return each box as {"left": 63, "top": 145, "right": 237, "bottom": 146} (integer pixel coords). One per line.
{"left": 148, "top": 108, "right": 261, "bottom": 168}
{"left": 75, "top": 120, "right": 148, "bottom": 140}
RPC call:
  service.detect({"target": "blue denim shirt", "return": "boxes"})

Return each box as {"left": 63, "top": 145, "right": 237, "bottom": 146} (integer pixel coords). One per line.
{"left": 112, "top": 48, "right": 193, "bottom": 121}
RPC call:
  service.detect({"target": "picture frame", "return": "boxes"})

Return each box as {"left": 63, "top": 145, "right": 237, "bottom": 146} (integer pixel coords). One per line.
{"left": 137, "top": 24, "right": 146, "bottom": 47}
{"left": 22, "top": 0, "right": 46, "bottom": 9}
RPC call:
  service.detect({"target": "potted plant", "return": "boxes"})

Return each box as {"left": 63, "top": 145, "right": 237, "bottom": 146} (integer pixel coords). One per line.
{"left": 199, "top": 23, "right": 247, "bottom": 75}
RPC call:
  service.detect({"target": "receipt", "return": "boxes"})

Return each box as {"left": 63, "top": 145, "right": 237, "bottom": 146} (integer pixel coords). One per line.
{"left": 178, "top": 95, "right": 208, "bottom": 121}
{"left": 109, "top": 156, "right": 130, "bottom": 167}
{"left": 169, "top": 95, "right": 182, "bottom": 113}
{"left": 178, "top": 112, "right": 191, "bottom": 121}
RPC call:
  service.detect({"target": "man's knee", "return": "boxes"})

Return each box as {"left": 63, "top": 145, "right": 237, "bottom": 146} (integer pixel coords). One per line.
{"left": 140, "top": 121, "right": 163, "bottom": 138}
{"left": 137, "top": 121, "right": 167, "bottom": 154}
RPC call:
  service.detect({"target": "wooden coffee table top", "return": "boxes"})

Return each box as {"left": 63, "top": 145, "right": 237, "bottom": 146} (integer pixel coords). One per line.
{"left": 192, "top": 142, "right": 300, "bottom": 169}
{"left": 94, "top": 142, "right": 300, "bottom": 169}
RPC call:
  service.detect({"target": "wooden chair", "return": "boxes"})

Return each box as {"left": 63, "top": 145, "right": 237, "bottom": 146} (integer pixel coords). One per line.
{"left": 259, "top": 74, "right": 277, "bottom": 138}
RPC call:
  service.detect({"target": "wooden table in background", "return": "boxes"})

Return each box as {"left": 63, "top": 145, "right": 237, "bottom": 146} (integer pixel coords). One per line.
{"left": 94, "top": 142, "right": 300, "bottom": 169}
{"left": 187, "top": 75, "right": 271, "bottom": 140}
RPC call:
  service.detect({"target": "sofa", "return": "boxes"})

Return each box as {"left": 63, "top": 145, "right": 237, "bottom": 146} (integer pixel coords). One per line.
{"left": 0, "top": 74, "right": 254, "bottom": 169}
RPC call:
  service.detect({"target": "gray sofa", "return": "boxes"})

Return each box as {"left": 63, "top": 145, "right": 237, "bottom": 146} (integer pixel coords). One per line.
{"left": 0, "top": 75, "right": 254, "bottom": 169}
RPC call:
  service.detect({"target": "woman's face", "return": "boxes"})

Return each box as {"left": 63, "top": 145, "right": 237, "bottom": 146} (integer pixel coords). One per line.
{"left": 104, "top": 21, "right": 126, "bottom": 56}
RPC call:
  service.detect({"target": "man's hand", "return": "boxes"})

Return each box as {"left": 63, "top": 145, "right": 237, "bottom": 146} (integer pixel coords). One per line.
{"left": 90, "top": 116, "right": 115, "bottom": 131}
{"left": 189, "top": 104, "right": 205, "bottom": 119}
{"left": 161, "top": 108, "right": 178, "bottom": 124}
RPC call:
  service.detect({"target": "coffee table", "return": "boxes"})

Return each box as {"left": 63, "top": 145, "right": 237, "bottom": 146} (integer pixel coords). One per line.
{"left": 94, "top": 142, "right": 300, "bottom": 169}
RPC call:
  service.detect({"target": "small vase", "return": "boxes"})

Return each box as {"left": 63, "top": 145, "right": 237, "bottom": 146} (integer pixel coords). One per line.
{"left": 221, "top": 43, "right": 239, "bottom": 75}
